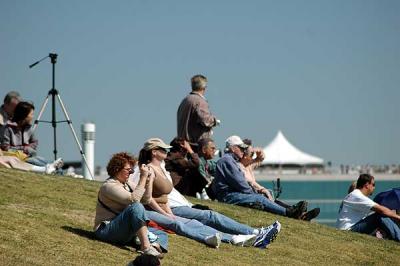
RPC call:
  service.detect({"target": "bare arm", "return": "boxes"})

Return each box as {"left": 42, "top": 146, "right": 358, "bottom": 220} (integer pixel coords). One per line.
{"left": 147, "top": 198, "right": 175, "bottom": 219}
{"left": 372, "top": 204, "right": 400, "bottom": 223}
{"left": 139, "top": 164, "right": 154, "bottom": 204}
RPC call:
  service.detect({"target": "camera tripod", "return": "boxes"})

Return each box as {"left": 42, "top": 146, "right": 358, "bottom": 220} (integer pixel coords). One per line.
{"left": 29, "top": 53, "right": 94, "bottom": 180}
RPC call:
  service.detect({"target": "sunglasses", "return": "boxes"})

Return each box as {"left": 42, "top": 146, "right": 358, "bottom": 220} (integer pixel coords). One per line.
{"left": 156, "top": 147, "right": 169, "bottom": 153}
{"left": 123, "top": 167, "right": 134, "bottom": 174}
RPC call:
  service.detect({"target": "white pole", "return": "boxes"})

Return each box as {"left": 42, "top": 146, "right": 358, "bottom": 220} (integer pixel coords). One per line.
{"left": 81, "top": 123, "right": 95, "bottom": 180}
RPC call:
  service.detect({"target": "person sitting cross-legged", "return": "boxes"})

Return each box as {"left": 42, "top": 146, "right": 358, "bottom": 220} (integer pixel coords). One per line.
{"left": 336, "top": 173, "right": 400, "bottom": 242}
{"left": 94, "top": 152, "right": 166, "bottom": 258}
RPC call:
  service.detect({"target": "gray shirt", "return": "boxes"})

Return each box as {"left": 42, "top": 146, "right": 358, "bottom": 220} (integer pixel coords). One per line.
{"left": 177, "top": 92, "right": 217, "bottom": 144}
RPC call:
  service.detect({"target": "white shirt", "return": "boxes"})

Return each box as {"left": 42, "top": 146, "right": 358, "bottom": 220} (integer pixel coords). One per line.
{"left": 336, "top": 189, "right": 376, "bottom": 230}
{"left": 130, "top": 162, "right": 192, "bottom": 209}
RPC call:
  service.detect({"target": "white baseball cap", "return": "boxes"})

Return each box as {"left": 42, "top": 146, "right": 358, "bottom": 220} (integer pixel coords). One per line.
{"left": 225, "top": 135, "right": 248, "bottom": 149}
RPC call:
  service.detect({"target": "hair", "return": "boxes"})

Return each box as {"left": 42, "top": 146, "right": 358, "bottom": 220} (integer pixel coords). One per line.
{"left": 106, "top": 152, "right": 136, "bottom": 177}
{"left": 191, "top": 74, "right": 207, "bottom": 91}
{"left": 130, "top": 254, "right": 161, "bottom": 266}
{"left": 12, "top": 101, "right": 34, "bottom": 124}
{"left": 169, "top": 137, "right": 185, "bottom": 153}
{"left": 356, "top": 173, "right": 374, "bottom": 189}
{"left": 242, "top": 138, "right": 252, "bottom": 146}
{"left": 138, "top": 148, "right": 153, "bottom": 165}
{"left": 198, "top": 138, "right": 214, "bottom": 152}
{"left": 4, "top": 91, "right": 20, "bottom": 104}
{"left": 347, "top": 181, "right": 357, "bottom": 194}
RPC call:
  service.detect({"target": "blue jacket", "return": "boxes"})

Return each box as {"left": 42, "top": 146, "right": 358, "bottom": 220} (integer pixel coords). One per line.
{"left": 212, "top": 153, "right": 254, "bottom": 199}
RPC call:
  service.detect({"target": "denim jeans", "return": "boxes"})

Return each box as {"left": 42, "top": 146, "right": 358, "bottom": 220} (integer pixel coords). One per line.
{"left": 26, "top": 156, "right": 49, "bottom": 167}
{"left": 95, "top": 202, "right": 164, "bottom": 246}
{"left": 145, "top": 210, "right": 233, "bottom": 243}
{"left": 221, "top": 192, "right": 286, "bottom": 216}
{"left": 171, "top": 206, "right": 254, "bottom": 235}
{"left": 350, "top": 213, "right": 400, "bottom": 242}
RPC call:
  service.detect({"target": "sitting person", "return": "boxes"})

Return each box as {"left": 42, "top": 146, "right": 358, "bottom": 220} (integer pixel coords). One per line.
{"left": 0, "top": 101, "right": 60, "bottom": 167}
{"left": 239, "top": 138, "right": 320, "bottom": 221}
{"left": 0, "top": 91, "right": 21, "bottom": 127}
{"left": 336, "top": 173, "right": 400, "bottom": 242}
{"left": 197, "top": 138, "right": 218, "bottom": 198}
{"left": 164, "top": 137, "right": 206, "bottom": 197}
{"left": 0, "top": 149, "right": 63, "bottom": 174}
{"left": 210, "top": 135, "right": 316, "bottom": 219}
{"left": 94, "top": 152, "right": 166, "bottom": 258}
{"left": 137, "top": 138, "right": 281, "bottom": 249}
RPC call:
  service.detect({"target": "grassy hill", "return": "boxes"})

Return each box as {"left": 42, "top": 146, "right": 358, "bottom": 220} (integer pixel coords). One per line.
{"left": 0, "top": 168, "right": 399, "bottom": 266}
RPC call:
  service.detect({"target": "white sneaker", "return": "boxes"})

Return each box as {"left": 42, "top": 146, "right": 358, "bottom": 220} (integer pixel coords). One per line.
{"left": 200, "top": 188, "right": 210, "bottom": 200}
{"left": 205, "top": 233, "right": 221, "bottom": 248}
{"left": 53, "top": 158, "right": 64, "bottom": 169}
{"left": 45, "top": 164, "right": 56, "bottom": 174}
{"left": 231, "top": 234, "right": 257, "bottom": 247}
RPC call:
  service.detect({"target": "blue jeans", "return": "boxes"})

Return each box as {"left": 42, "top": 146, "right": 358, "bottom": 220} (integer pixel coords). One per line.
{"left": 171, "top": 206, "right": 254, "bottom": 235}
{"left": 145, "top": 210, "right": 233, "bottom": 243}
{"left": 221, "top": 192, "right": 286, "bottom": 216}
{"left": 95, "top": 202, "right": 168, "bottom": 251}
{"left": 26, "top": 156, "right": 49, "bottom": 167}
{"left": 350, "top": 213, "right": 400, "bottom": 242}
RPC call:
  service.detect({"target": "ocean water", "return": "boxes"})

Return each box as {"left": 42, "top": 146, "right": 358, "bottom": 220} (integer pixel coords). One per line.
{"left": 258, "top": 180, "right": 399, "bottom": 227}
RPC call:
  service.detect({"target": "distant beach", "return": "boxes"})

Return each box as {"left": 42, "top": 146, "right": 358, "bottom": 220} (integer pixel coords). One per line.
{"left": 254, "top": 172, "right": 400, "bottom": 182}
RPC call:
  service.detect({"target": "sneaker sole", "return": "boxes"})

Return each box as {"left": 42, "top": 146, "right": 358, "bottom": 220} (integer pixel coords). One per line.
{"left": 254, "top": 228, "right": 279, "bottom": 248}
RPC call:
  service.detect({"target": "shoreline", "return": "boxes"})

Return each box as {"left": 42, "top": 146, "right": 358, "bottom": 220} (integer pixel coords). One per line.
{"left": 254, "top": 173, "right": 400, "bottom": 181}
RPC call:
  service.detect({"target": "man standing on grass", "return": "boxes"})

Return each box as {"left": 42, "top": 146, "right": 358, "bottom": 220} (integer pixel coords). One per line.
{"left": 177, "top": 74, "right": 220, "bottom": 151}
{"left": 336, "top": 173, "right": 400, "bottom": 242}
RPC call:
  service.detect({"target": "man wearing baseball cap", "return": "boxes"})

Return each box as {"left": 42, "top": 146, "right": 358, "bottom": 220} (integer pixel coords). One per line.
{"left": 210, "top": 135, "right": 308, "bottom": 219}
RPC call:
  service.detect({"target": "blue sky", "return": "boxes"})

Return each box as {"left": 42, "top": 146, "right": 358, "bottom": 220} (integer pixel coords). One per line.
{"left": 1, "top": 0, "right": 399, "bottom": 167}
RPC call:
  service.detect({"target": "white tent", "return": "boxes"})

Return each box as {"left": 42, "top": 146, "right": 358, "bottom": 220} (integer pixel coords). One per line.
{"left": 261, "top": 131, "right": 324, "bottom": 166}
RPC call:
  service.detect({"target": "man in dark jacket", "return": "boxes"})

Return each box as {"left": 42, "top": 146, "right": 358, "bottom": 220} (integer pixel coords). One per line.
{"left": 164, "top": 137, "right": 202, "bottom": 196}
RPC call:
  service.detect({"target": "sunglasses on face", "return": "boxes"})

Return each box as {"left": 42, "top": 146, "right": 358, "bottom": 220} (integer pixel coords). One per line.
{"left": 156, "top": 147, "right": 169, "bottom": 153}
{"left": 123, "top": 167, "right": 134, "bottom": 174}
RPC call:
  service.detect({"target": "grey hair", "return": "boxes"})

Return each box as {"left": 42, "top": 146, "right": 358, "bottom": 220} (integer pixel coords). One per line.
{"left": 191, "top": 74, "right": 207, "bottom": 91}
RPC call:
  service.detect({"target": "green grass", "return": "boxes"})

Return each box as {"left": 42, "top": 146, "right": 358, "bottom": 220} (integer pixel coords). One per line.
{"left": 0, "top": 168, "right": 398, "bottom": 266}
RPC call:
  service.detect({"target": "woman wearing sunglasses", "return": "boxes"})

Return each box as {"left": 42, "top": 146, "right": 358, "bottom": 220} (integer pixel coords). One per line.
{"left": 94, "top": 152, "right": 165, "bottom": 258}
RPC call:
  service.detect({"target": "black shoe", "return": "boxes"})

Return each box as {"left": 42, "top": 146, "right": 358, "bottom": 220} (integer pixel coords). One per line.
{"left": 301, "top": 208, "right": 320, "bottom": 221}
{"left": 286, "top": 201, "right": 307, "bottom": 219}
{"left": 292, "top": 200, "right": 308, "bottom": 213}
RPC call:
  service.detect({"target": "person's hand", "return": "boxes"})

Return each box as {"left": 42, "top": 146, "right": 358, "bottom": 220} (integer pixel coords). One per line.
{"left": 260, "top": 188, "right": 274, "bottom": 201}
{"left": 181, "top": 140, "right": 193, "bottom": 153}
{"left": 254, "top": 149, "right": 265, "bottom": 162}
{"left": 140, "top": 164, "right": 154, "bottom": 182}
{"left": 23, "top": 147, "right": 37, "bottom": 156}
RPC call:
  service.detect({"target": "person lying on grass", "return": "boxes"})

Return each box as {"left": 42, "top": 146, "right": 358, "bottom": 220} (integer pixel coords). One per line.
{"left": 0, "top": 148, "right": 63, "bottom": 174}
